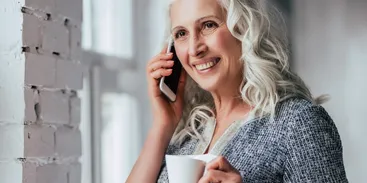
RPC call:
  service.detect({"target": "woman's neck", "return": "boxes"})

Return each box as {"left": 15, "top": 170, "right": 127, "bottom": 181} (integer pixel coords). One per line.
{"left": 211, "top": 90, "right": 251, "bottom": 125}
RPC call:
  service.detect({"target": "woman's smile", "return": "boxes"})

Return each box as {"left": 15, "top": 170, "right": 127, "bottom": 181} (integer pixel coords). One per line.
{"left": 193, "top": 57, "right": 221, "bottom": 73}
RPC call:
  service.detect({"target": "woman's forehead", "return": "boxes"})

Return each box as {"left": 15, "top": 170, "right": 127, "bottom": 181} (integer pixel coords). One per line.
{"left": 170, "top": 0, "right": 224, "bottom": 26}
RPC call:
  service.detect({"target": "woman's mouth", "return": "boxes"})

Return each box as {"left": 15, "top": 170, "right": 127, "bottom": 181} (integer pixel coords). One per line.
{"left": 194, "top": 57, "right": 221, "bottom": 71}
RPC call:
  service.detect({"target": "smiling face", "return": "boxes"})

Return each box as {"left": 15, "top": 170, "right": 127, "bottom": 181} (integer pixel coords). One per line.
{"left": 170, "top": 0, "right": 243, "bottom": 93}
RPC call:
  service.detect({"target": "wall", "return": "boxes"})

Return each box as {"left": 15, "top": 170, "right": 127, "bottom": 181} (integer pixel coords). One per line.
{"left": 292, "top": 0, "right": 367, "bottom": 182}
{"left": 0, "top": 0, "right": 84, "bottom": 182}
{"left": 0, "top": 0, "right": 26, "bottom": 182}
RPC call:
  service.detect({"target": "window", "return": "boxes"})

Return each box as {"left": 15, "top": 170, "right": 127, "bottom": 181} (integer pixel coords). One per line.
{"left": 81, "top": 0, "right": 141, "bottom": 183}
{"left": 101, "top": 93, "right": 139, "bottom": 183}
{"left": 92, "top": 0, "right": 133, "bottom": 58}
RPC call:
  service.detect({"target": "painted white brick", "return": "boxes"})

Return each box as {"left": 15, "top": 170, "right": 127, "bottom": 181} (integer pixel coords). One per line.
{"left": 55, "top": 0, "right": 83, "bottom": 22}
{"left": 24, "top": 125, "right": 55, "bottom": 157}
{"left": 25, "top": 53, "right": 56, "bottom": 87}
{"left": 0, "top": 161, "right": 22, "bottom": 183}
{"left": 1, "top": 1, "right": 25, "bottom": 182}
{"left": 70, "top": 96, "right": 81, "bottom": 126}
{"left": 0, "top": 125, "right": 24, "bottom": 159}
{"left": 23, "top": 14, "right": 42, "bottom": 47}
{"left": 55, "top": 127, "right": 82, "bottom": 157}
{"left": 25, "top": 0, "right": 56, "bottom": 12}
{"left": 0, "top": 54, "right": 25, "bottom": 124}
{"left": 36, "top": 164, "right": 67, "bottom": 183}
{"left": 23, "top": 163, "right": 37, "bottom": 183}
{"left": 70, "top": 26, "right": 82, "bottom": 61}
{"left": 56, "top": 60, "right": 83, "bottom": 90}
{"left": 68, "top": 163, "right": 81, "bottom": 183}
{"left": 42, "top": 21, "right": 69, "bottom": 55}
{"left": 39, "top": 90, "right": 69, "bottom": 124}
{"left": 3, "top": 0, "right": 83, "bottom": 182}
{"left": 24, "top": 88, "right": 37, "bottom": 122}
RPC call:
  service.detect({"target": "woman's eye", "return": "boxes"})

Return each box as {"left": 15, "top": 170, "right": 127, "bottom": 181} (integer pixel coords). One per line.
{"left": 175, "top": 31, "right": 186, "bottom": 39}
{"left": 203, "top": 21, "right": 218, "bottom": 29}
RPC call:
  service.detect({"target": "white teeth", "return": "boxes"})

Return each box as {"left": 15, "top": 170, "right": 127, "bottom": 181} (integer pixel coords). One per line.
{"left": 195, "top": 60, "right": 218, "bottom": 71}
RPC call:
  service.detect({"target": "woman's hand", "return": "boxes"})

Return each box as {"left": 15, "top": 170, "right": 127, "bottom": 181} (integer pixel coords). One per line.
{"left": 146, "top": 44, "right": 186, "bottom": 132}
{"left": 127, "top": 50, "right": 186, "bottom": 183}
{"left": 199, "top": 156, "right": 243, "bottom": 183}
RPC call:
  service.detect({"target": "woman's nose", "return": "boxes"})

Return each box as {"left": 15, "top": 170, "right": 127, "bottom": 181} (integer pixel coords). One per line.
{"left": 188, "top": 36, "right": 207, "bottom": 57}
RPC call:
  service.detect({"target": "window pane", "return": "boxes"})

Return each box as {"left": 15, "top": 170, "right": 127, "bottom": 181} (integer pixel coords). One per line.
{"left": 101, "top": 93, "right": 140, "bottom": 183}
{"left": 82, "top": 0, "right": 92, "bottom": 50}
{"left": 92, "top": 0, "right": 133, "bottom": 59}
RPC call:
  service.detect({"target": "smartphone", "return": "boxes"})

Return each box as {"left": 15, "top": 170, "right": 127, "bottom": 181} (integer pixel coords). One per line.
{"left": 159, "top": 40, "right": 182, "bottom": 102}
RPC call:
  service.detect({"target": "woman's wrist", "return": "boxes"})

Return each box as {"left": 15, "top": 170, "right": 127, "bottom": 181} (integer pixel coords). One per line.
{"left": 153, "top": 117, "right": 177, "bottom": 131}
{"left": 150, "top": 122, "right": 176, "bottom": 143}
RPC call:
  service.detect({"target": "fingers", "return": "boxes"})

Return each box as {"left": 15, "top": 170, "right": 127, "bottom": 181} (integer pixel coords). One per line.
{"left": 206, "top": 156, "right": 234, "bottom": 172}
{"left": 160, "top": 43, "right": 170, "bottom": 54}
{"left": 198, "top": 170, "right": 227, "bottom": 183}
{"left": 198, "top": 170, "right": 242, "bottom": 183}
{"left": 178, "top": 67, "right": 187, "bottom": 84}
{"left": 148, "top": 60, "right": 174, "bottom": 73}
{"left": 150, "top": 68, "right": 172, "bottom": 79}
{"left": 175, "top": 69, "right": 187, "bottom": 103}
{"left": 148, "top": 53, "right": 173, "bottom": 65}
{"left": 147, "top": 53, "right": 173, "bottom": 72}
{"left": 203, "top": 156, "right": 243, "bottom": 182}
{"left": 146, "top": 53, "right": 174, "bottom": 81}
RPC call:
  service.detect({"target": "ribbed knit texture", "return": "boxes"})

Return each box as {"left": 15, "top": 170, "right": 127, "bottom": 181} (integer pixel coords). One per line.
{"left": 157, "top": 97, "right": 348, "bottom": 182}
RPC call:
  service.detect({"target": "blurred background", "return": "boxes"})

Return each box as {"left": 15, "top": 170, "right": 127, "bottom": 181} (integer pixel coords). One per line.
{"left": 79, "top": 0, "right": 367, "bottom": 183}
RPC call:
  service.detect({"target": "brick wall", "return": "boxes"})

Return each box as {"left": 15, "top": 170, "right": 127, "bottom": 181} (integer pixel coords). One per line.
{"left": 0, "top": 0, "right": 83, "bottom": 182}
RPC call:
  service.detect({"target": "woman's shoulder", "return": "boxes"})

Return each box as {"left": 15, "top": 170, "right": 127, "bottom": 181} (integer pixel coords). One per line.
{"left": 275, "top": 96, "right": 331, "bottom": 122}
{"left": 275, "top": 96, "right": 338, "bottom": 139}
{"left": 274, "top": 98, "right": 346, "bottom": 182}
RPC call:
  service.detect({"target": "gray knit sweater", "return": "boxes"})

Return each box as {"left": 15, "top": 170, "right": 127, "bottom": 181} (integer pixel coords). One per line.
{"left": 157, "top": 97, "right": 348, "bottom": 182}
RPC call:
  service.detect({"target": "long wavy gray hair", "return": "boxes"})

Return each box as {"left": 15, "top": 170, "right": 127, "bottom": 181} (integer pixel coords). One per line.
{"left": 164, "top": 0, "right": 327, "bottom": 145}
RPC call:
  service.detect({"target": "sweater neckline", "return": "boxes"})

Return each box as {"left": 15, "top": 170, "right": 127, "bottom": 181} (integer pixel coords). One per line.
{"left": 193, "top": 111, "right": 256, "bottom": 155}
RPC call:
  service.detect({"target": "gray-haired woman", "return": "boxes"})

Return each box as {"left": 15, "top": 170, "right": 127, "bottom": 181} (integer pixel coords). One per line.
{"left": 127, "top": 0, "right": 348, "bottom": 182}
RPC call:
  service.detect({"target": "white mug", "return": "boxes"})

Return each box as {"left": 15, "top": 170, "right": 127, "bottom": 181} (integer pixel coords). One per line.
{"left": 165, "top": 154, "right": 217, "bottom": 183}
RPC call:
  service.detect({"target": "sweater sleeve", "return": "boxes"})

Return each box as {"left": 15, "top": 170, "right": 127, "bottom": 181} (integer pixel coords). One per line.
{"left": 283, "top": 105, "right": 348, "bottom": 182}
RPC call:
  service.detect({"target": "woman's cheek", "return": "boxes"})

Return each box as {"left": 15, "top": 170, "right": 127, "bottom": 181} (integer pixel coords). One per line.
{"left": 176, "top": 48, "right": 190, "bottom": 68}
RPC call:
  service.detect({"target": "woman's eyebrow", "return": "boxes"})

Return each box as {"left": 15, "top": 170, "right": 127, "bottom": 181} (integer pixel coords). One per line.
{"left": 171, "top": 15, "right": 220, "bottom": 32}
{"left": 195, "top": 15, "right": 220, "bottom": 23}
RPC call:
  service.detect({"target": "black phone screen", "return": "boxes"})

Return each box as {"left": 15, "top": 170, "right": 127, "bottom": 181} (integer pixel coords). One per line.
{"left": 164, "top": 45, "right": 182, "bottom": 94}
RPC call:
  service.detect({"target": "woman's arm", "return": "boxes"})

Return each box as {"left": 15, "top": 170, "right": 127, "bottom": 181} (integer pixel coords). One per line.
{"left": 128, "top": 44, "right": 186, "bottom": 182}
{"left": 283, "top": 105, "right": 348, "bottom": 182}
{"left": 126, "top": 124, "right": 174, "bottom": 183}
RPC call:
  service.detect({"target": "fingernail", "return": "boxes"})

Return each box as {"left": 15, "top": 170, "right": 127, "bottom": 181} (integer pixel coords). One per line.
{"left": 166, "top": 52, "right": 173, "bottom": 55}
{"left": 168, "top": 61, "right": 174, "bottom": 64}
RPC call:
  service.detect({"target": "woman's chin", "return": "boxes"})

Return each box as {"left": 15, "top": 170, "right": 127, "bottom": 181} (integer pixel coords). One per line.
{"left": 196, "top": 81, "right": 221, "bottom": 93}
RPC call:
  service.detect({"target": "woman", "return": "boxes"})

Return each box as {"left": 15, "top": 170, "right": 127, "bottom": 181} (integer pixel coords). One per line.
{"left": 127, "top": 0, "right": 348, "bottom": 182}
